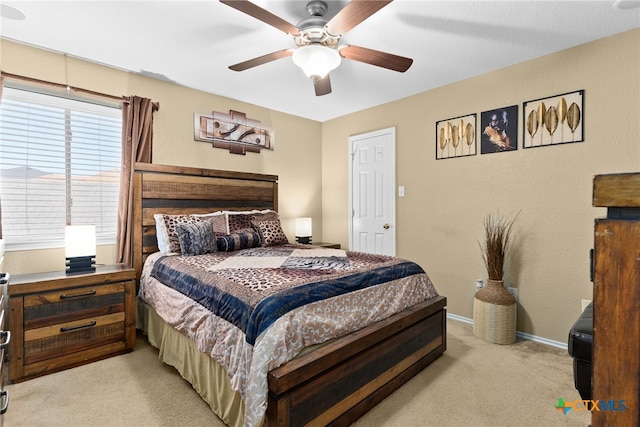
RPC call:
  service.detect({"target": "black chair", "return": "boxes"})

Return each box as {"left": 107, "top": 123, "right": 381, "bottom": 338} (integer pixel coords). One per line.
{"left": 568, "top": 302, "right": 593, "bottom": 401}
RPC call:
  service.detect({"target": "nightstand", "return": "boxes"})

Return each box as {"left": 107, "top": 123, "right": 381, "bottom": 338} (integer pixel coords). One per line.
{"left": 7, "top": 264, "right": 135, "bottom": 382}
{"left": 312, "top": 242, "right": 341, "bottom": 249}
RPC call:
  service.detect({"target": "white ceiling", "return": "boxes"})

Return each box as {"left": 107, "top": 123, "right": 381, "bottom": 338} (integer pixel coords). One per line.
{"left": 1, "top": 1, "right": 639, "bottom": 122}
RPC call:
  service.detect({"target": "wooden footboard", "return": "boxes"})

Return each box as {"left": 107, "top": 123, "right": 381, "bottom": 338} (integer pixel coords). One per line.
{"left": 267, "top": 295, "right": 447, "bottom": 427}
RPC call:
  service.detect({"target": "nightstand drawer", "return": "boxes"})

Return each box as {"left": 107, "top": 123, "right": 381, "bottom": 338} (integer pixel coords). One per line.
{"left": 24, "top": 282, "right": 125, "bottom": 329}
{"left": 24, "top": 312, "right": 125, "bottom": 365}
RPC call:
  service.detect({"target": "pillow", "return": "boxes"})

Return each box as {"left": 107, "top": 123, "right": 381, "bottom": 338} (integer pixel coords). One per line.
{"left": 216, "top": 231, "right": 262, "bottom": 252}
{"left": 194, "top": 212, "right": 229, "bottom": 236}
{"left": 154, "top": 213, "right": 171, "bottom": 253}
{"left": 176, "top": 220, "right": 217, "bottom": 256}
{"left": 158, "top": 214, "right": 201, "bottom": 253}
{"left": 250, "top": 210, "right": 279, "bottom": 223}
{"left": 154, "top": 213, "right": 228, "bottom": 253}
{"left": 251, "top": 218, "right": 289, "bottom": 247}
{"left": 227, "top": 211, "right": 258, "bottom": 234}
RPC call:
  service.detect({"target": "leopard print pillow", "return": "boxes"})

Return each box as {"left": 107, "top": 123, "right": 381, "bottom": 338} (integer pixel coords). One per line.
{"left": 227, "top": 213, "right": 254, "bottom": 234}
{"left": 156, "top": 213, "right": 228, "bottom": 253}
{"left": 251, "top": 219, "right": 289, "bottom": 247}
{"left": 162, "top": 214, "right": 203, "bottom": 253}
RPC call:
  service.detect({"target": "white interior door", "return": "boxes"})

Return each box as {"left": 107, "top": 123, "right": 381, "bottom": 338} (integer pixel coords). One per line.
{"left": 348, "top": 127, "right": 396, "bottom": 255}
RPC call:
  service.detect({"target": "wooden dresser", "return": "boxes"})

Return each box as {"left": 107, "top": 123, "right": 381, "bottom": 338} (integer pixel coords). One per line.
{"left": 592, "top": 173, "right": 640, "bottom": 426}
{"left": 7, "top": 265, "right": 135, "bottom": 382}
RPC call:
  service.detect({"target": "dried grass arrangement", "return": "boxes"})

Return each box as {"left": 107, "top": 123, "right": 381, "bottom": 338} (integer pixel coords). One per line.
{"left": 474, "top": 211, "right": 519, "bottom": 343}
{"left": 479, "top": 211, "right": 519, "bottom": 282}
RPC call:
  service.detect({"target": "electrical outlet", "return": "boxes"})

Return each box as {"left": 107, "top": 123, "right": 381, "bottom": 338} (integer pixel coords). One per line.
{"left": 581, "top": 299, "right": 592, "bottom": 311}
{"left": 508, "top": 287, "right": 518, "bottom": 302}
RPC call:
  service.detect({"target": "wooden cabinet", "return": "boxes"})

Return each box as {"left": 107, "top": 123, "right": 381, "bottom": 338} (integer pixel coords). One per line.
{"left": 7, "top": 265, "right": 135, "bottom": 382}
{"left": 592, "top": 173, "right": 640, "bottom": 427}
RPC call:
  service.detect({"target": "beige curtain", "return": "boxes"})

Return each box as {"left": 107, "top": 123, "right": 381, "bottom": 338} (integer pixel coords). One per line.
{"left": 116, "top": 96, "right": 158, "bottom": 267}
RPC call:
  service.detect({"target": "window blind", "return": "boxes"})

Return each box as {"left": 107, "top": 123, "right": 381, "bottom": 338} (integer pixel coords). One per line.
{"left": 0, "top": 87, "right": 122, "bottom": 250}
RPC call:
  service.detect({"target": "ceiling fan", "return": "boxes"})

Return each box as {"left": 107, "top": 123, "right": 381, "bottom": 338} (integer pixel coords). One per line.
{"left": 220, "top": 0, "right": 413, "bottom": 96}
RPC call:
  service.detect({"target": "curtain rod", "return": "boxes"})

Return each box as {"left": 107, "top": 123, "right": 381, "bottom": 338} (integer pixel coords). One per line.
{"left": 1, "top": 71, "right": 159, "bottom": 111}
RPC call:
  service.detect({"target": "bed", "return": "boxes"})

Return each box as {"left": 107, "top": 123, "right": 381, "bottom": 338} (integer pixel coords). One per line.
{"left": 132, "top": 163, "right": 447, "bottom": 427}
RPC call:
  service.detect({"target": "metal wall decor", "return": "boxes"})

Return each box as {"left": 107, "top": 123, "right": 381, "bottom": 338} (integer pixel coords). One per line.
{"left": 194, "top": 109, "right": 272, "bottom": 155}
{"left": 435, "top": 114, "right": 477, "bottom": 159}
{"left": 480, "top": 105, "right": 518, "bottom": 154}
{"left": 523, "top": 90, "right": 584, "bottom": 148}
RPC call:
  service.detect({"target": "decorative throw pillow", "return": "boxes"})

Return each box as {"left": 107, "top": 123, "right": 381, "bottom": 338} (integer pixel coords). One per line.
{"left": 227, "top": 213, "right": 256, "bottom": 234}
{"left": 250, "top": 210, "right": 279, "bottom": 224}
{"left": 176, "top": 220, "right": 217, "bottom": 256}
{"left": 161, "top": 214, "right": 204, "bottom": 253}
{"left": 216, "top": 231, "right": 262, "bottom": 252}
{"left": 252, "top": 219, "right": 289, "bottom": 247}
{"left": 194, "top": 212, "right": 229, "bottom": 237}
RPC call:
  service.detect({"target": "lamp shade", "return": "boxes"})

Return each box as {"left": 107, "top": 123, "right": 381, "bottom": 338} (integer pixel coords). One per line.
{"left": 65, "top": 225, "right": 96, "bottom": 257}
{"left": 292, "top": 45, "right": 341, "bottom": 79}
{"left": 295, "top": 217, "right": 312, "bottom": 237}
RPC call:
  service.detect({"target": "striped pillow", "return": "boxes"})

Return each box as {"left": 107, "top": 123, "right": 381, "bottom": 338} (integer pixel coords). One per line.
{"left": 217, "top": 231, "right": 262, "bottom": 252}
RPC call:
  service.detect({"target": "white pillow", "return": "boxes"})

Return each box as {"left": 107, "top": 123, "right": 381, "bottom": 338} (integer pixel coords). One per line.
{"left": 154, "top": 213, "right": 171, "bottom": 253}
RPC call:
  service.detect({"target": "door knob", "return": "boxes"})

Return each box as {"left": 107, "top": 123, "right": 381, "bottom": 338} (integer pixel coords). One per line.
{"left": 383, "top": 223, "right": 390, "bottom": 230}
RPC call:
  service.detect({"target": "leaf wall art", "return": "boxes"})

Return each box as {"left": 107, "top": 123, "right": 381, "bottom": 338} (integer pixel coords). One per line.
{"left": 435, "top": 113, "right": 477, "bottom": 159}
{"left": 523, "top": 90, "right": 584, "bottom": 148}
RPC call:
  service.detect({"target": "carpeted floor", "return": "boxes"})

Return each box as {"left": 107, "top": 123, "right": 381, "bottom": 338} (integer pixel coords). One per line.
{"left": 5, "top": 319, "right": 590, "bottom": 426}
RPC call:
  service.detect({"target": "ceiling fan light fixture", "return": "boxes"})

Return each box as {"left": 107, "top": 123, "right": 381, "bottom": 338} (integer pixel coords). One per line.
{"left": 292, "top": 45, "right": 341, "bottom": 79}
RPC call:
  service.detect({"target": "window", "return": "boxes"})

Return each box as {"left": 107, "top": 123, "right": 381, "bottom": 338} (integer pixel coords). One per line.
{"left": 0, "top": 86, "right": 122, "bottom": 250}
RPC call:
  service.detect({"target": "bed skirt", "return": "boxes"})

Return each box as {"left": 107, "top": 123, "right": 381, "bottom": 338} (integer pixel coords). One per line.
{"left": 137, "top": 301, "right": 247, "bottom": 427}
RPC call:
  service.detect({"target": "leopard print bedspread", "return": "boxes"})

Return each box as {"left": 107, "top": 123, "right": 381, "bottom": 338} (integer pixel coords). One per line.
{"left": 139, "top": 245, "right": 439, "bottom": 427}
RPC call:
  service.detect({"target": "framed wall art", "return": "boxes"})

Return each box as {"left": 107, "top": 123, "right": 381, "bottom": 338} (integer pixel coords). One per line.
{"left": 435, "top": 113, "right": 477, "bottom": 159}
{"left": 194, "top": 109, "right": 272, "bottom": 155}
{"left": 523, "top": 90, "right": 584, "bottom": 149}
{"left": 480, "top": 105, "right": 518, "bottom": 154}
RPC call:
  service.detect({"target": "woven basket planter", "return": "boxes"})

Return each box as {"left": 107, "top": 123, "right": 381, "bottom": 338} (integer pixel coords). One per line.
{"left": 473, "top": 280, "right": 517, "bottom": 344}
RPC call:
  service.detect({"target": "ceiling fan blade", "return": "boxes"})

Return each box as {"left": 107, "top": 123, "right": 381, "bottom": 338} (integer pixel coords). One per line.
{"left": 339, "top": 44, "right": 413, "bottom": 72}
{"left": 220, "top": 0, "right": 300, "bottom": 36}
{"left": 325, "top": 0, "right": 393, "bottom": 36}
{"left": 313, "top": 75, "right": 332, "bottom": 96}
{"left": 229, "top": 49, "right": 293, "bottom": 71}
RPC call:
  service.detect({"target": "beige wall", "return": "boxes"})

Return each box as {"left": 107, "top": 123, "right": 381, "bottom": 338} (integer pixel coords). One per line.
{"left": 2, "top": 29, "right": 639, "bottom": 343}
{"left": 1, "top": 39, "right": 323, "bottom": 274}
{"left": 321, "top": 29, "right": 640, "bottom": 342}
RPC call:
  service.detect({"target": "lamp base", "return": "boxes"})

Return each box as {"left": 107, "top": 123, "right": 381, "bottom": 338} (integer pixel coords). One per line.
{"left": 295, "top": 236, "right": 312, "bottom": 244}
{"left": 66, "top": 256, "right": 96, "bottom": 275}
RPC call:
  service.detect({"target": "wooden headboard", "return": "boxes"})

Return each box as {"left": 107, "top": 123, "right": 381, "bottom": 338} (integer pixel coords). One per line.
{"left": 132, "top": 163, "right": 278, "bottom": 282}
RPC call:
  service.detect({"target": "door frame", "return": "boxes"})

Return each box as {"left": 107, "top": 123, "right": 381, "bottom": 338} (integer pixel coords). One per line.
{"left": 347, "top": 126, "right": 396, "bottom": 255}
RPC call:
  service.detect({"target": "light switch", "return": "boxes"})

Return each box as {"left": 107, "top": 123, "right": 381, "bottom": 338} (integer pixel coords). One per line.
{"left": 398, "top": 186, "right": 405, "bottom": 197}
